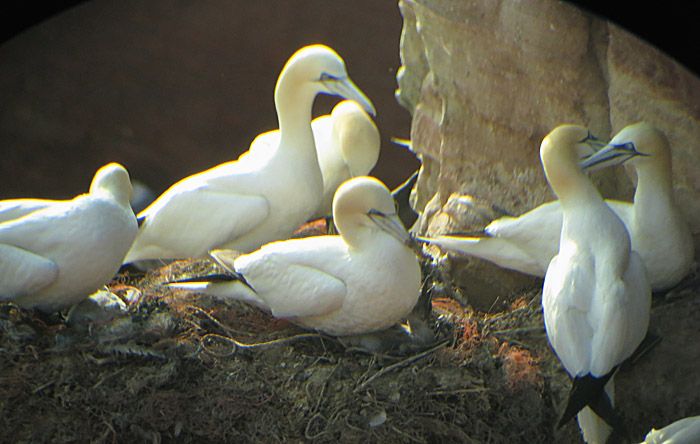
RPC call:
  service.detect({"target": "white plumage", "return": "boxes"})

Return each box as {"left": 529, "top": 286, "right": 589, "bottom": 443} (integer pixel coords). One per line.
{"left": 310, "top": 100, "right": 380, "bottom": 219}
{"left": 123, "top": 45, "right": 375, "bottom": 263}
{"left": 168, "top": 176, "right": 421, "bottom": 336}
{"left": 420, "top": 122, "right": 693, "bottom": 291}
{"left": 642, "top": 415, "right": 700, "bottom": 444}
{"left": 540, "top": 125, "right": 651, "bottom": 444}
{"left": 244, "top": 99, "right": 380, "bottom": 220}
{"left": 0, "top": 163, "right": 138, "bottom": 312}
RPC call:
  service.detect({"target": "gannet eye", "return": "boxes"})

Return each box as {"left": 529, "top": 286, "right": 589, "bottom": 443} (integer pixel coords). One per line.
{"left": 319, "top": 72, "right": 339, "bottom": 82}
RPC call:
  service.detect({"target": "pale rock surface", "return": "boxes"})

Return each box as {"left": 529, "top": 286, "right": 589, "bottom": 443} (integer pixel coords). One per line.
{"left": 397, "top": 0, "right": 700, "bottom": 309}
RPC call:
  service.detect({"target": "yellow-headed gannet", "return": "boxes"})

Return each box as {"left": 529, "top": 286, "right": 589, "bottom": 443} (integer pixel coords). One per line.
{"left": 311, "top": 100, "right": 380, "bottom": 219}
{"left": 123, "top": 45, "right": 375, "bottom": 263}
{"left": 540, "top": 125, "right": 651, "bottom": 444}
{"left": 419, "top": 122, "right": 693, "bottom": 291}
{"left": 0, "top": 163, "right": 138, "bottom": 312}
{"left": 641, "top": 415, "right": 700, "bottom": 444}
{"left": 168, "top": 176, "right": 421, "bottom": 336}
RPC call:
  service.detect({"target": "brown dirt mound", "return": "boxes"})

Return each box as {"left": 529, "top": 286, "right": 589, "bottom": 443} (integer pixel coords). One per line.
{"left": 2, "top": 257, "right": 692, "bottom": 443}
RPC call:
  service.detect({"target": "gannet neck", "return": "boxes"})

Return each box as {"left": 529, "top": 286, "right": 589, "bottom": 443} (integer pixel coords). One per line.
{"left": 333, "top": 176, "right": 402, "bottom": 250}
{"left": 624, "top": 124, "right": 675, "bottom": 205}
{"left": 274, "top": 67, "right": 317, "bottom": 149}
{"left": 333, "top": 100, "right": 380, "bottom": 177}
{"left": 89, "top": 163, "right": 134, "bottom": 208}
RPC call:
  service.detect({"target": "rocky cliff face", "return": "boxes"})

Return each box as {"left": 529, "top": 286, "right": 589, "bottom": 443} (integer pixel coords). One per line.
{"left": 397, "top": 0, "right": 700, "bottom": 308}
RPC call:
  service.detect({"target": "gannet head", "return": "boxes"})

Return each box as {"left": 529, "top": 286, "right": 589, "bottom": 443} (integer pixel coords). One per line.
{"left": 331, "top": 100, "right": 380, "bottom": 177}
{"left": 276, "top": 45, "right": 376, "bottom": 116}
{"left": 609, "top": 122, "right": 671, "bottom": 174}
{"left": 540, "top": 125, "right": 597, "bottom": 192}
{"left": 579, "top": 124, "right": 650, "bottom": 173}
{"left": 89, "top": 162, "right": 134, "bottom": 207}
{"left": 333, "top": 176, "right": 410, "bottom": 249}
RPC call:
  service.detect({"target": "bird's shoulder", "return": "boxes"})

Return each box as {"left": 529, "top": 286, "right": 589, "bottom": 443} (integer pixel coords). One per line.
{"left": 0, "top": 198, "right": 55, "bottom": 224}
{"left": 235, "top": 237, "right": 349, "bottom": 319}
{"left": 240, "top": 235, "right": 348, "bottom": 273}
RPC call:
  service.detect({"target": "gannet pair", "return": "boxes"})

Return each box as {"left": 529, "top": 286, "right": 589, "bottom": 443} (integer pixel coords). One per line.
{"left": 641, "top": 415, "right": 700, "bottom": 444}
{"left": 0, "top": 163, "right": 138, "bottom": 312}
{"left": 169, "top": 176, "right": 422, "bottom": 336}
{"left": 540, "top": 125, "right": 651, "bottom": 443}
{"left": 421, "top": 122, "right": 693, "bottom": 291}
{"left": 123, "top": 45, "right": 376, "bottom": 264}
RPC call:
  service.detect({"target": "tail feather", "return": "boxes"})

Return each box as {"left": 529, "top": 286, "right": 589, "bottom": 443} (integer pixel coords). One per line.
{"left": 588, "top": 387, "right": 628, "bottom": 440}
{"left": 166, "top": 272, "right": 267, "bottom": 311}
{"left": 168, "top": 273, "right": 239, "bottom": 284}
{"left": 444, "top": 230, "right": 489, "bottom": 238}
{"left": 558, "top": 369, "right": 616, "bottom": 428}
{"left": 576, "top": 380, "right": 629, "bottom": 444}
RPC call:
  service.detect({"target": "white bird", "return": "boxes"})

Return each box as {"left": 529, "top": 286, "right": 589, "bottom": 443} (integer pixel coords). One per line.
{"left": 540, "top": 125, "right": 651, "bottom": 444}
{"left": 244, "top": 99, "right": 380, "bottom": 220}
{"left": 0, "top": 163, "right": 138, "bottom": 312}
{"left": 310, "top": 100, "right": 380, "bottom": 219}
{"left": 419, "top": 122, "right": 693, "bottom": 291}
{"left": 641, "top": 415, "right": 700, "bottom": 444}
{"left": 123, "top": 44, "right": 376, "bottom": 263}
{"left": 168, "top": 176, "right": 422, "bottom": 336}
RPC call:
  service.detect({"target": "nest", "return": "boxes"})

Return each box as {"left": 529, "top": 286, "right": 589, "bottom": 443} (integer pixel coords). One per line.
{"left": 1, "top": 258, "right": 597, "bottom": 443}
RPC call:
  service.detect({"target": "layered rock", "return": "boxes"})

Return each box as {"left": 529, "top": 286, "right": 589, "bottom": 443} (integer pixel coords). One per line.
{"left": 397, "top": 0, "right": 700, "bottom": 309}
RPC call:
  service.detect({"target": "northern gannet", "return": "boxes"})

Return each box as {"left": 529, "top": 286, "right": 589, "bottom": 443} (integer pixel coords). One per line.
{"left": 540, "top": 125, "right": 651, "bottom": 444}
{"left": 419, "top": 122, "right": 693, "bottom": 291}
{"left": 641, "top": 415, "right": 700, "bottom": 444}
{"left": 168, "top": 176, "right": 421, "bottom": 336}
{"left": 123, "top": 45, "right": 375, "bottom": 263}
{"left": 0, "top": 163, "right": 138, "bottom": 312}
{"left": 310, "top": 100, "right": 380, "bottom": 219}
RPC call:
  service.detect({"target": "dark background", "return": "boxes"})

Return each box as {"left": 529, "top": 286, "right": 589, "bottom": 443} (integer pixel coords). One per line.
{"left": 0, "top": 1, "right": 696, "bottom": 201}
{"left": 3, "top": 2, "right": 695, "bottom": 74}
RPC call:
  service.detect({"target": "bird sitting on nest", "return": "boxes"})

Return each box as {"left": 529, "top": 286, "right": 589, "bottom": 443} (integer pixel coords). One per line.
{"left": 168, "top": 176, "right": 422, "bottom": 337}
{"left": 0, "top": 163, "right": 138, "bottom": 312}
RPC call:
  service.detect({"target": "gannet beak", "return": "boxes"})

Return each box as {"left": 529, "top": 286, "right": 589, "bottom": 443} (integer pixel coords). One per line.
{"left": 580, "top": 141, "right": 647, "bottom": 172}
{"left": 391, "top": 137, "right": 411, "bottom": 149}
{"left": 321, "top": 75, "right": 376, "bottom": 116}
{"left": 367, "top": 209, "right": 412, "bottom": 246}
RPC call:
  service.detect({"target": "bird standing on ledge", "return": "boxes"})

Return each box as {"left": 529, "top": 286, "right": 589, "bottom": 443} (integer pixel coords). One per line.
{"left": 540, "top": 125, "right": 651, "bottom": 444}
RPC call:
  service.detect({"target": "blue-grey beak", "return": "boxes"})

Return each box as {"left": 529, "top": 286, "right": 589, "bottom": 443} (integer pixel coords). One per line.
{"left": 321, "top": 75, "right": 376, "bottom": 117}
{"left": 580, "top": 141, "right": 647, "bottom": 172}
{"left": 367, "top": 209, "right": 412, "bottom": 246}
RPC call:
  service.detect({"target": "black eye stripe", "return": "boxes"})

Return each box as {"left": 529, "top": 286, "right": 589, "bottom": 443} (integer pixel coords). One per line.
{"left": 579, "top": 130, "right": 599, "bottom": 144}
{"left": 319, "top": 72, "right": 338, "bottom": 82}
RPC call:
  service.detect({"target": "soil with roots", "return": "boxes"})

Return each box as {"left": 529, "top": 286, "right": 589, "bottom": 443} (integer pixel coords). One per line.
{"left": 1, "top": 253, "right": 698, "bottom": 444}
